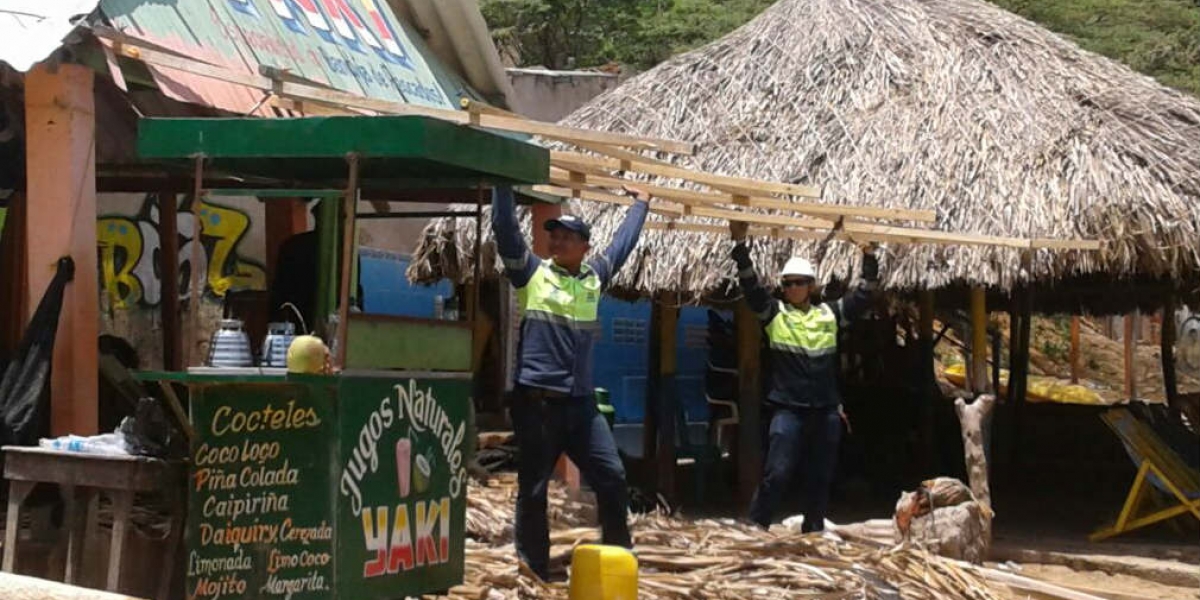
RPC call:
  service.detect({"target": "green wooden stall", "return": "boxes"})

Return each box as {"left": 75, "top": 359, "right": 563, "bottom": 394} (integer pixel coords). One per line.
{"left": 134, "top": 116, "right": 548, "bottom": 599}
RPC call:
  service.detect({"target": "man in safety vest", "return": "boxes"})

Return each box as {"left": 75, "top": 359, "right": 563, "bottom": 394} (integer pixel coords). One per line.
{"left": 493, "top": 185, "right": 649, "bottom": 579}
{"left": 728, "top": 221, "right": 880, "bottom": 532}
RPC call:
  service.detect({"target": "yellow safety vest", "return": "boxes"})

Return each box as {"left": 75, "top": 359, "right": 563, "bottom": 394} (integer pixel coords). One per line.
{"left": 765, "top": 301, "right": 838, "bottom": 357}
{"left": 517, "top": 262, "right": 602, "bottom": 330}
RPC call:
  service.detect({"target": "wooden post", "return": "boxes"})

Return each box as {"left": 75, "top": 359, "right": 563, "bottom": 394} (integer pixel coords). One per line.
{"left": 1007, "top": 299, "right": 1021, "bottom": 404}
{"left": 955, "top": 392, "right": 996, "bottom": 557}
{"left": 735, "top": 300, "right": 763, "bottom": 505}
{"left": 24, "top": 64, "right": 99, "bottom": 435}
{"left": 187, "top": 159, "right": 206, "bottom": 367}
{"left": 0, "top": 193, "right": 27, "bottom": 358}
{"left": 158, "top": 190, "right": 182, "bottom": 371}
{"left": 1161, "top": 298, "right": 1178, "bottom": 408}
{"left": 1009, "top": 284, "right": 1033, "bottom": 467}
{"left": 652, "top": 294, "right": 679, "bottom": 502}
{"left": 991, "top": 326, "right": 1002, "bottom": 397}
{"left": 955, "top": 394, "right": 995, "bottom": 513}
{"left": 1124, "top": 314, "right": 1136, "bottom": 402}
{"left": 970, "top": 287, "right": 989, "bottom": 393}
{"left": 918, "top": 291, "right": 937, "bottom": 473}
{"left": 1069, "top": 316, "right": 1081, "bottom": 384}
{"left": 335, "top": 155, "right": 359, "bottom": 369}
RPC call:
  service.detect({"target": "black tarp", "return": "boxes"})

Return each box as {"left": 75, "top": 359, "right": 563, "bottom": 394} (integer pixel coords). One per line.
{"left": 0, "top": 256, "right": 73, "bottom": 446}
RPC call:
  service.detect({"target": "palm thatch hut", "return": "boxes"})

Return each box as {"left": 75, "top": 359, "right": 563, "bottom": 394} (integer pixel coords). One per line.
{"left": 409, "top": 0, "right": 1200, "bottom": 314}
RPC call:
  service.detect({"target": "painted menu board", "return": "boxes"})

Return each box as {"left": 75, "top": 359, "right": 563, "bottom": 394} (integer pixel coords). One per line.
{"left": 188, "top": 382, "right": 336, "bottom": 599}
{"left": 186, "top": 375, "right": 469, "bottom": 599}
{"left": 336, "top": 376, "right": 469, "bottom": 598}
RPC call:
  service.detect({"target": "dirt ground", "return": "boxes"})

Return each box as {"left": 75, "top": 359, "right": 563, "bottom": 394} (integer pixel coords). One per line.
{"left": 1011, "top": 563, "right": 1200, "bottom": 600}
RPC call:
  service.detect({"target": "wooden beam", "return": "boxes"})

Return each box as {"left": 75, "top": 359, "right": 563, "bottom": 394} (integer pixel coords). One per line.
{"left": 918, "top": 291, "right": 937, "bottom": 474}
{"left": 550, "top": 167, "right": 929, "bottom": 226}
{"left": 335, "top": 155, "right": 359, "bottom": 369}
{"left": 735, "top": 300, "right": 763, "bottom": 506}
{"left": 656, "top": 295, "right": 679, "bottom": 502}
{"left": 580, "top": 194, "right": 1100, "bottom": 250}
{"left": 188, "top": 159, "right": 205, "bottom": 367}
{"left": 24, "top": 64, "right": 99, "bottom": 436}
{"left": 1124, "top": 314, "right": 1136, "bottom": 402}
{"left": 1069, "top": 316, "right": 1081, "bottom": 384}
{"left": 158, "top": 190, "right": 182, "bottom": 371}
{"left": 552, "top": 148, "right": 822, "bottom": 199}
{"left": 1161, "top": 297, "right": 1178, "bottom": 408}
{"left": 552, "top": 155, "right": 942, "bottom": 225}
{"left": 103, "top": 36, "right": 697, "bottom": 155}
{"left": 547, "top": 178, "right": 836, "bottom": 229}
{"left": 970, "top": 287, "right": 989, "bottom": 394}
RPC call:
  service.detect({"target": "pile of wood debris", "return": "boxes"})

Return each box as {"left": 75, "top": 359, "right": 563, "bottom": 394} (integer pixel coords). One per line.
{"left": 433, "top": 474, "right": 1009, "bottom": 600}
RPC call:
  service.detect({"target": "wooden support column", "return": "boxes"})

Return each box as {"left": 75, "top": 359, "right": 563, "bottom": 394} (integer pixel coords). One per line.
{"left": 1124, "top": 314, "right": 1137, "bottom": 402}
{"left": 917, "top": 291, "right": 937, "bottom": 474}
{"left": 647, "top": 294, "right": 679, "bottom": 502}
{"left": 1069, "top": 317, "right": 1081, "bottom": 384}
{"left": 1007, "top": 299, "right": 1022, "bottom": 404}
{"left": 735, "top": 300, "right": 763, "bottom": 505}
{"left": 0, "top": 193, "right": 26, "bottom": 357}
{"left": 970, "top": 287, "right": 989, "bottom": 393}
{"left": 24, "top": 64, "right": 98, "bottom": 436}
{"left": 158, "top": 190, "right": 182, "bottom": 371}
{"left": 264, "top": 198, "right": 308, "bottom": 287}
{"left": 1161, "top": 297, "right": 1178, "bottom": 408}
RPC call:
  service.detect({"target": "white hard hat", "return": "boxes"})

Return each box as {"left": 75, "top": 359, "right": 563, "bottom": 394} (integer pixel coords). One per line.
{"left": 781, "top": 256, "right": 816, "bottom": 280}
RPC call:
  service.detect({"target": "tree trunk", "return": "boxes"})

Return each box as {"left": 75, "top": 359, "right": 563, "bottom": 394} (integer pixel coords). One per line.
{"left": 954, "top": 394, "right": 996, "bottom": 556}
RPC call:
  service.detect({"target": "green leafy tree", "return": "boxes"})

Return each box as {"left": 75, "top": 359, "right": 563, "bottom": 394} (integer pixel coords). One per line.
{"left": 481, "top": 0, "right": 1200, "bottom": 97}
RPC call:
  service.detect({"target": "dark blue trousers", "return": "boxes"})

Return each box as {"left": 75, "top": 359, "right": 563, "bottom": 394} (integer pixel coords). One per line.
{"left": 510, "top": 387, "right": 631, "bottom": 578}
{"left": 748, "top": 405, "right": 842, "bottom": 531}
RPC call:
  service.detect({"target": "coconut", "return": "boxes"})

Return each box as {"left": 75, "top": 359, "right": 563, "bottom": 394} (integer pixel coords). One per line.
{"left": 287, "top": 335, "right": 331, "bottom": 374}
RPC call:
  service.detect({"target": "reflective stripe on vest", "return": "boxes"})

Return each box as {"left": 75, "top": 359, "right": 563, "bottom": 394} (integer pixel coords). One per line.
{"left": 765, "top": 301, "right": 838, "bottom": 356}
{"left": 517, "top": 262, "right": 601, "bottom": 330}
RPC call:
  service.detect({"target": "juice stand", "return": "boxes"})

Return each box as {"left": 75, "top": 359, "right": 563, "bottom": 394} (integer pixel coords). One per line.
{"left": 132, "top": 115, "right": 548, "bottom": 599}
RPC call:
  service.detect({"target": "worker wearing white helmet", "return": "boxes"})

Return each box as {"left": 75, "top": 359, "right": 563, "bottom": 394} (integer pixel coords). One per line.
{"left": 728, "top": 221, "right": 880, "bottom": 531}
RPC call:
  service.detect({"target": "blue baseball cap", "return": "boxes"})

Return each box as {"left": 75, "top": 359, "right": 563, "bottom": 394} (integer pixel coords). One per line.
{"left": 544, "top": 214, "right": 592, "bottom": 241}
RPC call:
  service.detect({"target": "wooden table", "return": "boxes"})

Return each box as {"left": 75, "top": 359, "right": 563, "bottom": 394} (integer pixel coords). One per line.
{"left": 1, "top": 447, "right": 185, "bottom": 595}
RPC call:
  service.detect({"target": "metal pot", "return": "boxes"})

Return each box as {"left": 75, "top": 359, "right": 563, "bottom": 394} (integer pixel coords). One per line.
{"left": 261, "top": 322, "right": 296, "bottom": 368}
{"left": 208, "top": 319, "right": 254, "bottom": 368}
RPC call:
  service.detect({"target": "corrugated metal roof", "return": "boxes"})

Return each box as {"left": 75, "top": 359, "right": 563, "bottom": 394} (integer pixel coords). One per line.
{"left": 0, "top": 1, "right": 101, "bottom": 72}
{"left": 97, "top": 0, "right": 460, "bottom": 114}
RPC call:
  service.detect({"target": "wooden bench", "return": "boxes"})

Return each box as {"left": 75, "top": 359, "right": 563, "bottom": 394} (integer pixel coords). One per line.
{"left": 1, "top": 447, "right": 185, "bottom": 596}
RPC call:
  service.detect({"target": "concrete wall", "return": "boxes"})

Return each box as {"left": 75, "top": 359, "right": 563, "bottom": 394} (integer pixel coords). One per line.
{"left": 506, "top": 68, "right": 621, "bottom": 122}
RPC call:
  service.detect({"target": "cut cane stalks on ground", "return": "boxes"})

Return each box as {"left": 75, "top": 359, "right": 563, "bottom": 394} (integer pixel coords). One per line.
{"left": 429, "top": 474, "right": 1009, "bottom": 600}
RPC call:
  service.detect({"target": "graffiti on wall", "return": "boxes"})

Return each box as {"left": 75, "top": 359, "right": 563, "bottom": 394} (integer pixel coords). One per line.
{"left": 98, "top": 195, "right": 266, "bottom": 309}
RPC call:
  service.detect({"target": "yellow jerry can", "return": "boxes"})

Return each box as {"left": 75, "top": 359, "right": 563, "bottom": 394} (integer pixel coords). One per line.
{"left": 568, "top": 544, "right": 638, "bottom": 600}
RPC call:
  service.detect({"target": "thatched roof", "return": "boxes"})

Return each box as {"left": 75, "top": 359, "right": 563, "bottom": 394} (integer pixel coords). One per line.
{"left": 408, "top": 0, "right": 1200, "bottom": 311}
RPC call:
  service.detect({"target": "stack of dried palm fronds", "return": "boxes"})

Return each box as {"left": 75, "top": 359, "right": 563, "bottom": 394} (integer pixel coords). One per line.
{"left": 431, "top": 475, "right": 1008, "bottom": 600}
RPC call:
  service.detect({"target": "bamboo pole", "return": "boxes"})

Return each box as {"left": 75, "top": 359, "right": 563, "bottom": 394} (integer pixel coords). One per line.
{"left": 1069, "top": 317, "right": 1081, "bottom": 384}
{"left": 335, "top": 154, "right": 359, "bottom": 369}
{"left": 654, "top": 294, "right": 680, "bottom": 501}
{"left": 970, "top": 287, "right": 989, "bottom": 393}
{"left": 735, "top": 300, "right": 763, "bottom": 505}
{"left": 1124, "top": 314, "right": 1136, "bottom": 402}
{"left": 918, "top": 291, "right": 937, "bottom": 474}
{"left": 1161, "top": 296, "right": 1178, "bottom": 408}
{"left": 158, "top": 188, "right": 182, "bottom": 371}
{"left": 188, "top": 156, "right": 205, "bottom": 367}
